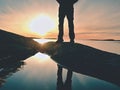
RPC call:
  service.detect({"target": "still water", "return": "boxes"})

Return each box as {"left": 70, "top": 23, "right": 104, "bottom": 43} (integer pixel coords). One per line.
{"left": 0, "top": 39, "right": 120, "bottom": 90}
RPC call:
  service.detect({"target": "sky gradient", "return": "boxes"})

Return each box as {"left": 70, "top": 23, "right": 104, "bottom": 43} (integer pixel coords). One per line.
{"left": 0, "top": 0, "right": 120, "bottom": 39}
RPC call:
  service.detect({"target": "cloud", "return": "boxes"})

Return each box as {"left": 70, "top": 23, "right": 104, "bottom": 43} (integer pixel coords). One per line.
{"left": 75, "top": 0, "right": 120, "bottom": 32}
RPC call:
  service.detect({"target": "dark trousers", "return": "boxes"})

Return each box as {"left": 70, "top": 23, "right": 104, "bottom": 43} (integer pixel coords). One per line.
{"left": 58, "top": 7, "right": 75, "bottom": 41}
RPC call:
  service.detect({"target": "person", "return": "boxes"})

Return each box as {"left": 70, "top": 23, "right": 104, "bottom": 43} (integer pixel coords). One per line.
{"left": 56, "top": 64, "right": 73, "bottom": 90}
{"left": 56, "top": 0, "right": 78, "bottom": 43}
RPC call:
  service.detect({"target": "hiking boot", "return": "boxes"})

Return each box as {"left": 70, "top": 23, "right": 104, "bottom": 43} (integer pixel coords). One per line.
{"left": 56, "top": 39, "right": 63, "bottom": 43}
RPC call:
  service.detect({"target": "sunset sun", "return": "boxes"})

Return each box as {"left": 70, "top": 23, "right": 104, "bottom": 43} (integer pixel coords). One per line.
{"left": 29, "top": 14, "right": 56, "bottom": 36}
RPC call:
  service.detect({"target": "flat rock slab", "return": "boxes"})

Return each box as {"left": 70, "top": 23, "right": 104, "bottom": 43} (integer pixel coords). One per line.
{"left": 40, "top": 42, "right": 120, "bottom": 86}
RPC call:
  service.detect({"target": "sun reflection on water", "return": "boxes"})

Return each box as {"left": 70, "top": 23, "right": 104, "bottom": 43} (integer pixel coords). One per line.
{"left": 34, "top": 39, "right": 55, "bottom": 44}
{"left": 34, "top": 53, "right": 50, "bottom": 62}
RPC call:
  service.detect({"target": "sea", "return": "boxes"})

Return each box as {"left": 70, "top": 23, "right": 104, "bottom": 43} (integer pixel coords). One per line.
{"left": 0, "top": 39, "right": 120, "bottom": 90}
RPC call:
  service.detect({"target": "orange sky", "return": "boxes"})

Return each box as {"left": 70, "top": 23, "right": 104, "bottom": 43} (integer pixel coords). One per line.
{"left": 0, "top": 0, "right": 120, "bottom": 40}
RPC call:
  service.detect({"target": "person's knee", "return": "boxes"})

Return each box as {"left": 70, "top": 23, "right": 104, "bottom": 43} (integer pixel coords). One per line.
{"left": 68, "top": 21, "right": 74, "bottom": 27}
{"left": 67, "top": 17, "right": 74, "bottom": 23}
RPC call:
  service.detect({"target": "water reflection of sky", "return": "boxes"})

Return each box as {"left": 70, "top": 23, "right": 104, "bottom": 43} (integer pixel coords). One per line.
{"left": 0, "top": 39, "right": 120, "bottom": 90}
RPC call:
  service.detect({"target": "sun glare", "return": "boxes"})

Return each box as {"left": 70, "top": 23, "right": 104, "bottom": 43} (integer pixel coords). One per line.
{"left": 34, "top": 39, "right": 55, "bottom": 44}
{"left": 29, "top": 14, "right": 56, "bottom": 36}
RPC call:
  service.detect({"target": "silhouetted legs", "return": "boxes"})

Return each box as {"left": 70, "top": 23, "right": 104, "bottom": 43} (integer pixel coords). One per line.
{"left": 57, "top": 9, "right": 65, "bottom": 42}
{"left": 67, "top": 9, "right": 75, "bottom": 43}
{"left": 57, "top": 65, "right": 63, "bottom": 90}
{"left": 56, "top": 64, "right": 73, "bottom": 90}
{"left": 57, "top": 8, "right": 75, "bottom": 43}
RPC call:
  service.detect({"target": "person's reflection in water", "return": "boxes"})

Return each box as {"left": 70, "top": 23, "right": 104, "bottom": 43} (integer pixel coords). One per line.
{"left": 57, "top": 64, "right": 73, "bottom": 90}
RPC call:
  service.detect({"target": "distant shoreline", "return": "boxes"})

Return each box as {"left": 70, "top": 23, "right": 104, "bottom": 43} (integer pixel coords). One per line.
{"left": 34, "top": 38, "right": 120, "bottom": 42}
{"left": 1, "top": 29, "right": 120, "bottom": 41}
{"left": 87, "top": 39, "right": 120, "bottom": 41}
